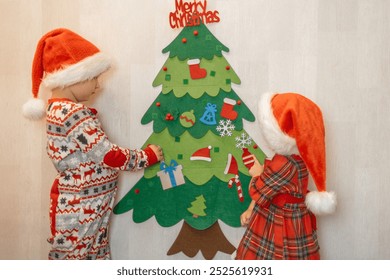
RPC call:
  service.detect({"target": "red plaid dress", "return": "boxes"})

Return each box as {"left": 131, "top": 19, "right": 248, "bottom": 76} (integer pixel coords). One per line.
{"left": 235, "top": 154, "right": 320, "bottom": 260}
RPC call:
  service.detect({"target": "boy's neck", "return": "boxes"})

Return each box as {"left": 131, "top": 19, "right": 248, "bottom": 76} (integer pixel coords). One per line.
{"left": 51, "top": 87, "right": 77, "bottom": 102}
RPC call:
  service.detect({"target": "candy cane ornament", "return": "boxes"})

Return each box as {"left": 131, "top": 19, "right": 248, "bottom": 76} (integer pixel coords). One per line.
{"left": 234, "top": 176, "right": 244, "bottom": 202}
{"left": 228, "top": 175, "right": 244, "bottom": 202}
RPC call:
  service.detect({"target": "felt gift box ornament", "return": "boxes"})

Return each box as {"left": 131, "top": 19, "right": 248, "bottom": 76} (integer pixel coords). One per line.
{"left": 157, "top": 160, "right": 185, "bottom": 190}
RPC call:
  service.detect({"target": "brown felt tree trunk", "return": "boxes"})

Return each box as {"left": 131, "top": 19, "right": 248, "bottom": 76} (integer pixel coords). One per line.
{"left": 167, "top": 221, "right": 236, "bottom": 259}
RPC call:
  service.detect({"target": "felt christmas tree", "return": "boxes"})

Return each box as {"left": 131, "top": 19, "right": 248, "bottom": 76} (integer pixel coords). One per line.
{"left": 114, "top": 22, "right": 266, "bottom": 259}
{"left": 188, "top": 195, "right": 207, "bottom": 218}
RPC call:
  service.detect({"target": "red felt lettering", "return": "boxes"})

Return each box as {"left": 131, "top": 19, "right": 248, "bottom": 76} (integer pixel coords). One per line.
{"left": 169, "top": 0, "right": 220, "bottom": 29}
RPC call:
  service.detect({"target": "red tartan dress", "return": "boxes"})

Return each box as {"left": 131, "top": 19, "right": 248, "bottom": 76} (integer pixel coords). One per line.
{"left": 235, "top": 154, "right": 320, "bottom": 260}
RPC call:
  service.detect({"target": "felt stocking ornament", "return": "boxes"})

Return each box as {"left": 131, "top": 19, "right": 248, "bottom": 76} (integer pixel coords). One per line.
{"left": 220, "top": 98, "right": 238, "bottom": 120}
{"left": 187, "top": 58, "right": 207, "bottom": 79}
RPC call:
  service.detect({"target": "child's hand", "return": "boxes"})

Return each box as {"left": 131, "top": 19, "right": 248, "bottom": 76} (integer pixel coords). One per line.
{"left": 240, "top": 200, "right": 255, "bottom": 227}
{"left": 240, "top": 208, "right": 253, "bottom": 227}
{"left": 143, "top": 144, "right": 164, "bottom": 166}
{"left": 148, "top": 144, "right": 164, "bottom": 162}
{"left": 248, "top": 156, "right": 264, "bottom": 177}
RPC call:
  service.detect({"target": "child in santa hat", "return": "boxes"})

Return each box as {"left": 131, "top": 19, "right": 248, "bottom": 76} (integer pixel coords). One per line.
{"left": 23, "top": 28, "right": 163, "bottom": 260}
{"left": 235, "top": 92, "right": 336, "bottom": 260}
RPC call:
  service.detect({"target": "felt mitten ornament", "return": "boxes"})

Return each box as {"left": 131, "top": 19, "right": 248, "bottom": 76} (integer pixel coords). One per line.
{"left": 187, "top": 58, "right": 207, "bottom": 79}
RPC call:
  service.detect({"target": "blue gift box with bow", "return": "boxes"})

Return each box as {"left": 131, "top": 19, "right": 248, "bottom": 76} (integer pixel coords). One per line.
{"left": 157, "top": 160, "right": 185, "bottom": 190}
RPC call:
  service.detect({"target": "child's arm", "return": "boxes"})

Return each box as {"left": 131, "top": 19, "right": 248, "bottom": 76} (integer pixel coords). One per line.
{"left": 103, "top": 144, "right": 163, "bottom": 170}
{"left": 240, "top": 156, "right": 264, "bottom": 227}
{"left": 68, "top": 106, "right": 163, "bottom": 171}
{"left": 248, "top": 156, "right": 264, "bottom": 177}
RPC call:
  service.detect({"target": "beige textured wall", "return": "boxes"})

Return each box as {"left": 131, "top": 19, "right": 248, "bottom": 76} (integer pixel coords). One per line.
{"left": 1, "top": 0, "right": 389, "bottom": 260}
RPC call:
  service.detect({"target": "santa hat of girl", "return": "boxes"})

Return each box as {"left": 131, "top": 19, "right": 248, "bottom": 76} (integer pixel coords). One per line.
{"left": 22, "top": 28, "right": 111, "bottom": 120}
{"left": 258, "top": 92, "right": 336, "bottom": 215}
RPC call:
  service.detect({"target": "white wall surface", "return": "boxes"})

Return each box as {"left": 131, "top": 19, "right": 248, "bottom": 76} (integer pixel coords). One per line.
{"left": 1, "top": 0, "right": 389, "bottom": 260}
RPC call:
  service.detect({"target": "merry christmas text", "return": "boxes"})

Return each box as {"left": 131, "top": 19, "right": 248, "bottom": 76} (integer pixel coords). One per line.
{"left": 169, "top": 0, "right": 220, "bottom": 29}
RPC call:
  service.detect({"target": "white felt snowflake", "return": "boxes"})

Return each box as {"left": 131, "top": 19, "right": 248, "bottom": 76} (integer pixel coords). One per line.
{"left": 216, "top": 119, "right": 235, "bottom": 137}
{"left": 235, "top": 133, "right": 252, "bottom": 149}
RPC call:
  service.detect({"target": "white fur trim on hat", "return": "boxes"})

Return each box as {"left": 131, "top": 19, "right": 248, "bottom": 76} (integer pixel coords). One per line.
{"left": 258, "top": 92, "right": 299, "bottom": 155}
{"left": 306, "top": 191, "right": 337, "bottom": 215}
{"left": 22, "top": 98, "right": 46, "bottom": 120}
{"left": 43, "top": 52, "right": 110, "bottom": 89}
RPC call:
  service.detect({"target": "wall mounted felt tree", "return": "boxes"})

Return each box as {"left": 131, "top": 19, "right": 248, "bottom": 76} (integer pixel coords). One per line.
{"left": 114, "top": 22, "right": 265, "bottom": 259}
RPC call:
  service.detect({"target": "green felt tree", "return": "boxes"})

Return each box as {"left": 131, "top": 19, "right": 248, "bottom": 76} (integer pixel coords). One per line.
{"left": 114, "top": 22, "right": 266, "bottom": 259}
{"left": 188, "top": 195, "right": 207, "bottom": 218}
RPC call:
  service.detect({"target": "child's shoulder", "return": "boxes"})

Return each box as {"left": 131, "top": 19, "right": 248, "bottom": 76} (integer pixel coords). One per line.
{"left": 265, "top": 154, "right": 291, "bottom": 169}
{"left": 47, "top": 99, "right": 90, "bottom": 122}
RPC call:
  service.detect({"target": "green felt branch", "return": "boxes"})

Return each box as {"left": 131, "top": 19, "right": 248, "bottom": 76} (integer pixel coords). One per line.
{"left": 113, "top": 170, "right": 253, "bottom": 230}
{"left": 141, "top": 89, "right": 255, "bottom": 138}
{"left": 163, "top": 22, "right": 229, "bottom": 60}
{"left": 152, "top": 56, "right": 241, "bottom": 98}
{"left": 142, "top": 128, "right": 266, "bottom": 185}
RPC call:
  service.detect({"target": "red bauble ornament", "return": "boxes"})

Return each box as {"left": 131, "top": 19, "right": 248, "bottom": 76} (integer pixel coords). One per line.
{"left": 193, "top": 30, "right": 199, "bottom": 36}
{"left": 182, "top": 38, "right": 187, "bottom": 43}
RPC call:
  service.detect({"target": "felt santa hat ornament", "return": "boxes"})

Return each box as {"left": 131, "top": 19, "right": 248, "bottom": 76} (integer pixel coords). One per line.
{"left": 23, "top": 28, "right": 111, "bottom": 120}
{"left": 190, "top": 146, "right": 212, "bottom": 162}
{"left": 258, "top": 92, "right": 336, "bottom": 215}
{"left": 224, "top": 153, "right": 238, "bottom": 175}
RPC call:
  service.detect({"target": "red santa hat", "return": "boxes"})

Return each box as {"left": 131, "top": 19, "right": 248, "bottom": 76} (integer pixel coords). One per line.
{"left": 224, "top": 153, "right": 238, "bottom": 175}
{"left": 258, "top": 92, "right": 336, "bottom": 215}
{"left": 22, "top": 28, "right": 111, "bottom": 120}
{"left": 190, "top": 146, "right": 212, "bottom": 162}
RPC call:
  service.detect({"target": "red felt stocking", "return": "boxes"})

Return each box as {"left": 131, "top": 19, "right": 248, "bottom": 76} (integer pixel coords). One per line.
{"left": 220, "top": 98, "right": 238, "bottom": 120}
{"left": 187, "top": 58, "right": 207, "bottom": 79}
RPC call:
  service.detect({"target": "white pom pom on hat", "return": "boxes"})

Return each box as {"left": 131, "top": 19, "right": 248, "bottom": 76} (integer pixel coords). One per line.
{"left": 22, "top": 98, "right": 46, "bottom": 120}
{"left": 23, "top": 28, "right": 111, "bottom": 120}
